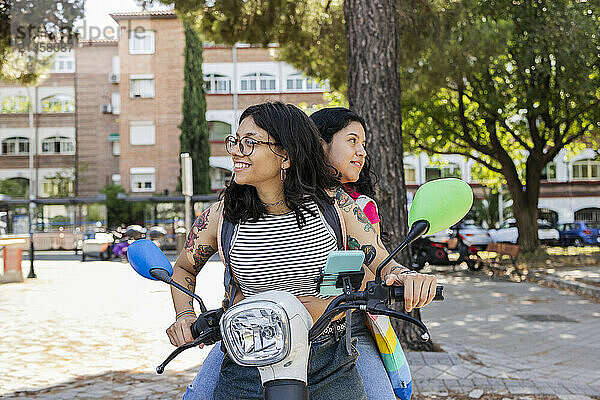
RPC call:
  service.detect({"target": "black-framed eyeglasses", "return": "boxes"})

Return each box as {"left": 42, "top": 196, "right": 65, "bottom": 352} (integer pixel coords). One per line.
{"left": 225, "top": 135, "right": 280, "bottom": 156}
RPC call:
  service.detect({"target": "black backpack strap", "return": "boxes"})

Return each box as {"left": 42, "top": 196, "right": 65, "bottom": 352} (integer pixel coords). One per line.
{"left": 317, "top": 199, "right": 347, "bottom": 250}
{"left": 218, "top": 212, "right": 239, "bottom": 309}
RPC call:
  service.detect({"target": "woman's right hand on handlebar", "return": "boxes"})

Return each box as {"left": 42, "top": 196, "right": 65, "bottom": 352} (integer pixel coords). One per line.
{"left": 166, "top": 316, "right": 205, "bottom": 348}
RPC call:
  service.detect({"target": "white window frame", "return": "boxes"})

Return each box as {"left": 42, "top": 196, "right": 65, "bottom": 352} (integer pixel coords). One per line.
{"left": 1, "top": 95, "right": 31, "bottom": 113}
{"left": 129, "top": 30, "right": 155, "bottom": 54}
{"left": 541, "top": 162, "right": 557, "bottom": 181}
{"left": 285, "top": 73, "right": 327, "bottom": 92}
{"left": 112, "top": 141, "right": 121, "bottom": 156}
{"left": 404, "top": 165, "right": 417, "bottom": 184}
{"left": 240, "top": 73, "right": 276, "bottom": 92}
{"left": 572, "top": 159, "right": 600, "bottom": 180}
{"left": 41, "top": 94, "right": 75, "bottom": 113}
{"left": 129, "top": 121, "right": 156, "bottom": 146}
{"left": 130, "top": 167, "right": 156, "bottom": 192}
{"left": 204, "top": 73, "right": 231, "bottom": 94}
{"left": 41, "top": 136, "right": 75, "bottom": 154}
{"left": 42, "top": 177, "right": 74, "bottom": 197}
{"left": 51, "top": 54, "right": 76, "bottom": 73}
{"left": 2, "top": 136, "right": 30, "bottom": 155}
{"left": 130, "top": 75, "right": 155, "bottom": 98}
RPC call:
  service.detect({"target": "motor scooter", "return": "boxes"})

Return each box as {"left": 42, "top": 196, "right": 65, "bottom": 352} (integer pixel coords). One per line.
{"left": 411, "top": 232, "right": 481, "bottom": 271}
{"left": 112, "top": 225, "right": 147, "bottom": 261}
{"left": 128, "top": 178, "right": 474, "bottom": 400}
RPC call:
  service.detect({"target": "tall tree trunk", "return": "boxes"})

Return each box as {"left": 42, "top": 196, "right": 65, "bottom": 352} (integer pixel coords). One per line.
{"left": 503, "top": 155, "right": 544, "bottom": 253}
{"left": 344, "top": 0, "right": 434, "bottom": 351}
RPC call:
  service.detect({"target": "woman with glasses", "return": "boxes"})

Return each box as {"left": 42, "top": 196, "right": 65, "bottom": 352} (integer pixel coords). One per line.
{"left": 167, "top": 102, "right": 436, "bottom": 400}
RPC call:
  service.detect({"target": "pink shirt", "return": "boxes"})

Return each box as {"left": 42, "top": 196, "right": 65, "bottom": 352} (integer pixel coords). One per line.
{"left": 347, "top": 189, "right": 381, "bottom": 225}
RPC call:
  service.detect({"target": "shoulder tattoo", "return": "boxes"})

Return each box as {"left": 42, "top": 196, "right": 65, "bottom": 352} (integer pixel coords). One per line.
{"left": 184, "top": 207, "right": 211, "bottom": 251}
{"left": 335, "top": 187, "right": 354, "bottom": 212}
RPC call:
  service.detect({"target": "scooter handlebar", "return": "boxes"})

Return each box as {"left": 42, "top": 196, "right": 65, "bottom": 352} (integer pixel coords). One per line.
{"left": 390, "top": 285, "right": 444, "bottom": 302}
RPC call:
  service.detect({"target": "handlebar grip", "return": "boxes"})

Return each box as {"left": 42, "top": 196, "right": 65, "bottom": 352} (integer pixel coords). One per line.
{"left": 391, "top": 285, "right": 444, "bottom": 302}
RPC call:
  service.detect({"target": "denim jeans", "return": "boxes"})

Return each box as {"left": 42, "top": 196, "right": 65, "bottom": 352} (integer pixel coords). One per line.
{"left": 183, "top": 312, "right": 395, "bottom": 400}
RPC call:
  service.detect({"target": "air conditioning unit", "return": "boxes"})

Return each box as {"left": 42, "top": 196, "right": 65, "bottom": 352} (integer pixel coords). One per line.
{"left": 109, "top": 73, "right": 120, "bottom": 83}
{"left": 101, "top": 104, "right": 112, "bottom": 114}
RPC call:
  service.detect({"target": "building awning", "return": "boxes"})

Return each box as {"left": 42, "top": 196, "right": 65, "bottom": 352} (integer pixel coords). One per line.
{"left": 108, "top": 133, "right": 120, "bottom": 142}
{"left": 209, "top": 156, "right": 233, "bottom": 171}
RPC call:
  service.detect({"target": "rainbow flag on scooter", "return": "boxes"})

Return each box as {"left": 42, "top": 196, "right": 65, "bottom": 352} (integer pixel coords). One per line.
{"left": 367, "top": 314, "right": 412, "bottom": 400}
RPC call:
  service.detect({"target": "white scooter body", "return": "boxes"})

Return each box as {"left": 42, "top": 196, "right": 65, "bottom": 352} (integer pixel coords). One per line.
{"left": 219, "top": 290, "right": 313, "bottom": 387}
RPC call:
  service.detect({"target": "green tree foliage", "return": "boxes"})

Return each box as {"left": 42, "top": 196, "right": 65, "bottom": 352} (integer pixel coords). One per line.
{"left": 401, "top": 0, "right": 600, "bottom": 251}
{"left": 100, "top": 183, "right": 145, "bottom": 228}
{"left": 138, "top": 0, "right": 348, "bottom": 91}
{"left": 43, "top": 170, "right": 74, "bottom": 197}
{"left": 0, "top": 177, "right": 29, "bottom": 197}
{"left": 179, "top": 19, "right": 210, "bottom": 194}
{"left": 0, "top": 0, "right": 85, "bottom": 84}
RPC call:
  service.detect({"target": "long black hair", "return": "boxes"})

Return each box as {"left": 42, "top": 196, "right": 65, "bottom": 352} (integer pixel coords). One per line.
{"left": 309, "top": 107, "right": 378, "bottom": 198}
{"left": 222, "top": 102, "right": 339, "bottom": 227}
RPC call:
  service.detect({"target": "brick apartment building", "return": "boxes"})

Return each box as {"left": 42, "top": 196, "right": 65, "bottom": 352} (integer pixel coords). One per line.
{"left": 0, "top": 43, "right": 119, "bottom": 200}
{"left": 109, "top": 10, "right": 331, "bottom": 195}
{"left": 1, "top": 9, "right": 598, "bottom": 233}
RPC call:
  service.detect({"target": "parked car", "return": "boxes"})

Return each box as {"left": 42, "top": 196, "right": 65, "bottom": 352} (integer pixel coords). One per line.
{"left": 557, "top": 221, "right": 600, "bottom": 246}
{"left": 81, "top": 232, "right": 114, "bottom": 261}
{"left": 489, "top": 218, "right": 559, "bottom": 244}
{"left": 425, "top": 221, "right": 491, "bottom": 250}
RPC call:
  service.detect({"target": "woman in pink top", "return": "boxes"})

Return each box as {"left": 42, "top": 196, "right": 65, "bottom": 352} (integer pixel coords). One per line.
{"left": 311, "top": 107, "right": 398, "bottom": 399}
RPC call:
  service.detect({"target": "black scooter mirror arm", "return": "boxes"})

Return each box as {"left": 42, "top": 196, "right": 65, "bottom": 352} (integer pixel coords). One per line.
{"left": 150, "top": 268, "right": 208, "bottom": 313}
{"left": 375, "top": 220, "right": 430, "bottom": 284}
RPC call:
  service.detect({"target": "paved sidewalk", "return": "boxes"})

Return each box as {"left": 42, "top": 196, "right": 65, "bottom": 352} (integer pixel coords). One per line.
{"left": 527, "top": 266, "right": 600, "bottom": 300}
{"left": 1, "top": 259, "right": 598, "bottom": 399}
{"left": 411, "top": 267, "right": 600, "bottom": 398}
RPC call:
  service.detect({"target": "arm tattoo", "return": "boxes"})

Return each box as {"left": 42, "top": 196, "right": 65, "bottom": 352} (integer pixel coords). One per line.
{"left": 185, "top": 276, "right": 195, "bottom": 308}
{"left": 192, "top": 245, "right": 215, "bottom": 273}
{"left": 335, "top": 187, "right": 354, "bottom": 212}
{"left": 353, "top": 206, "right": 374, "bottom": 232}
{"left": 184, "top": 208, "right": 211, "bottom": 251}
{"left": 347, "top": 235, "right": 377, "bottom": 266}
{"left": 362, "top": 244, "right": 376, "bottom": 266}
{"left": 347, "top": 235, "right": 360, "bottom": 250}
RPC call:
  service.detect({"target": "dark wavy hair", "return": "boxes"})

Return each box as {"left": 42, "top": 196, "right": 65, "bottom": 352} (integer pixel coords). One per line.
{"left": 221, "top": 102, "right": 339, "bottom": 227}
{"left": 309, "top": 107, "right": 378, "bottom": 198}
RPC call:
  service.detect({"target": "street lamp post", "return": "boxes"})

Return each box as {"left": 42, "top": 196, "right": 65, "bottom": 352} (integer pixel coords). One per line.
{"left": 181, "top": 153, "right": 194, "bottom": 232}
{"left": 27, "top": 197, "right": 36, "bottom": 278}
{"left": 27, "top": 86, "right": 37, "bottom": 279}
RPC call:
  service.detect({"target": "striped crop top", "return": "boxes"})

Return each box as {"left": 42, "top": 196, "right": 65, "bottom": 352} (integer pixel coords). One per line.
{"left": 229, "top": 201, "right": 338, "bottom": 299}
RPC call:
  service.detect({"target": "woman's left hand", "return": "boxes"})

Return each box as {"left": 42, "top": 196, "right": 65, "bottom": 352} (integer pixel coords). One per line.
{"left": 384, "top": 271, "right": 437, "bottom": 313}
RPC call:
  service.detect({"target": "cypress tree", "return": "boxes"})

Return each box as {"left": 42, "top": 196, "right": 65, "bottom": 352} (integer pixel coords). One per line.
{"left": 179, "top": 20, "right": 210, "bottom": 194}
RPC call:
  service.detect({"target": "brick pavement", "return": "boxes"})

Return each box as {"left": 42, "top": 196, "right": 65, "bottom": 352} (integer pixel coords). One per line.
{"left": 411, "top": 267, "right": 600, "bottom": 398}
{"left": 1, "top": 256, "right": 599, "bottom": 399}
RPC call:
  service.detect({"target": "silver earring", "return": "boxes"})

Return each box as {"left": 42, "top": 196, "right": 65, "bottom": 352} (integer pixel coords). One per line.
{"left": 280, "top": 168, "right": 286, "bottom": 183}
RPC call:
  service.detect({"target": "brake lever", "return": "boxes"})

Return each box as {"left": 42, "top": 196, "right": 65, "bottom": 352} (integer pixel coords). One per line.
{"left": 366, "top": 303, "right": 431, "bottom": 341}
{"left": 156, "top": 327, "right": 221, "bottom": 374}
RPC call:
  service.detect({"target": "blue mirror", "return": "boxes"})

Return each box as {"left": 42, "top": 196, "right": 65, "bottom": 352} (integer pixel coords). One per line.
{"left": 128, "top": 239, "right": 173, "bottom": 280}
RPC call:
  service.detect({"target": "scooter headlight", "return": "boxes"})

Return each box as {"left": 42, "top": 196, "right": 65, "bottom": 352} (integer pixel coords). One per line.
{"left": 220, "top": 300, "right": 290, "bottom": 367}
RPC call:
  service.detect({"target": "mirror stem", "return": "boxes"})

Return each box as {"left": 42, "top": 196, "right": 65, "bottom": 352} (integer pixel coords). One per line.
{"left": 150, "top": 268, "right": 208, "bottom": 313}
{"left": 375, "top": 220, "right": 430, "bottom": 284}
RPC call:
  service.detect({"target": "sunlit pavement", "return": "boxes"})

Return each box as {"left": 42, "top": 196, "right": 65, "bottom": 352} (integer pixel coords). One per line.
{"left": 1, "top": 258, "right": 599, "bottom": 399}
{"left": 1, "top": 256, "right": 225, "bottom": 399}
{"left": 410, "top": 265, "right": 600, "bottom": 397}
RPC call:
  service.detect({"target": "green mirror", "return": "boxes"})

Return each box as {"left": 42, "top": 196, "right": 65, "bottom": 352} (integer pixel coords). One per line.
{"left": 408, "top": 178, "right": 473, "bottom": 235}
